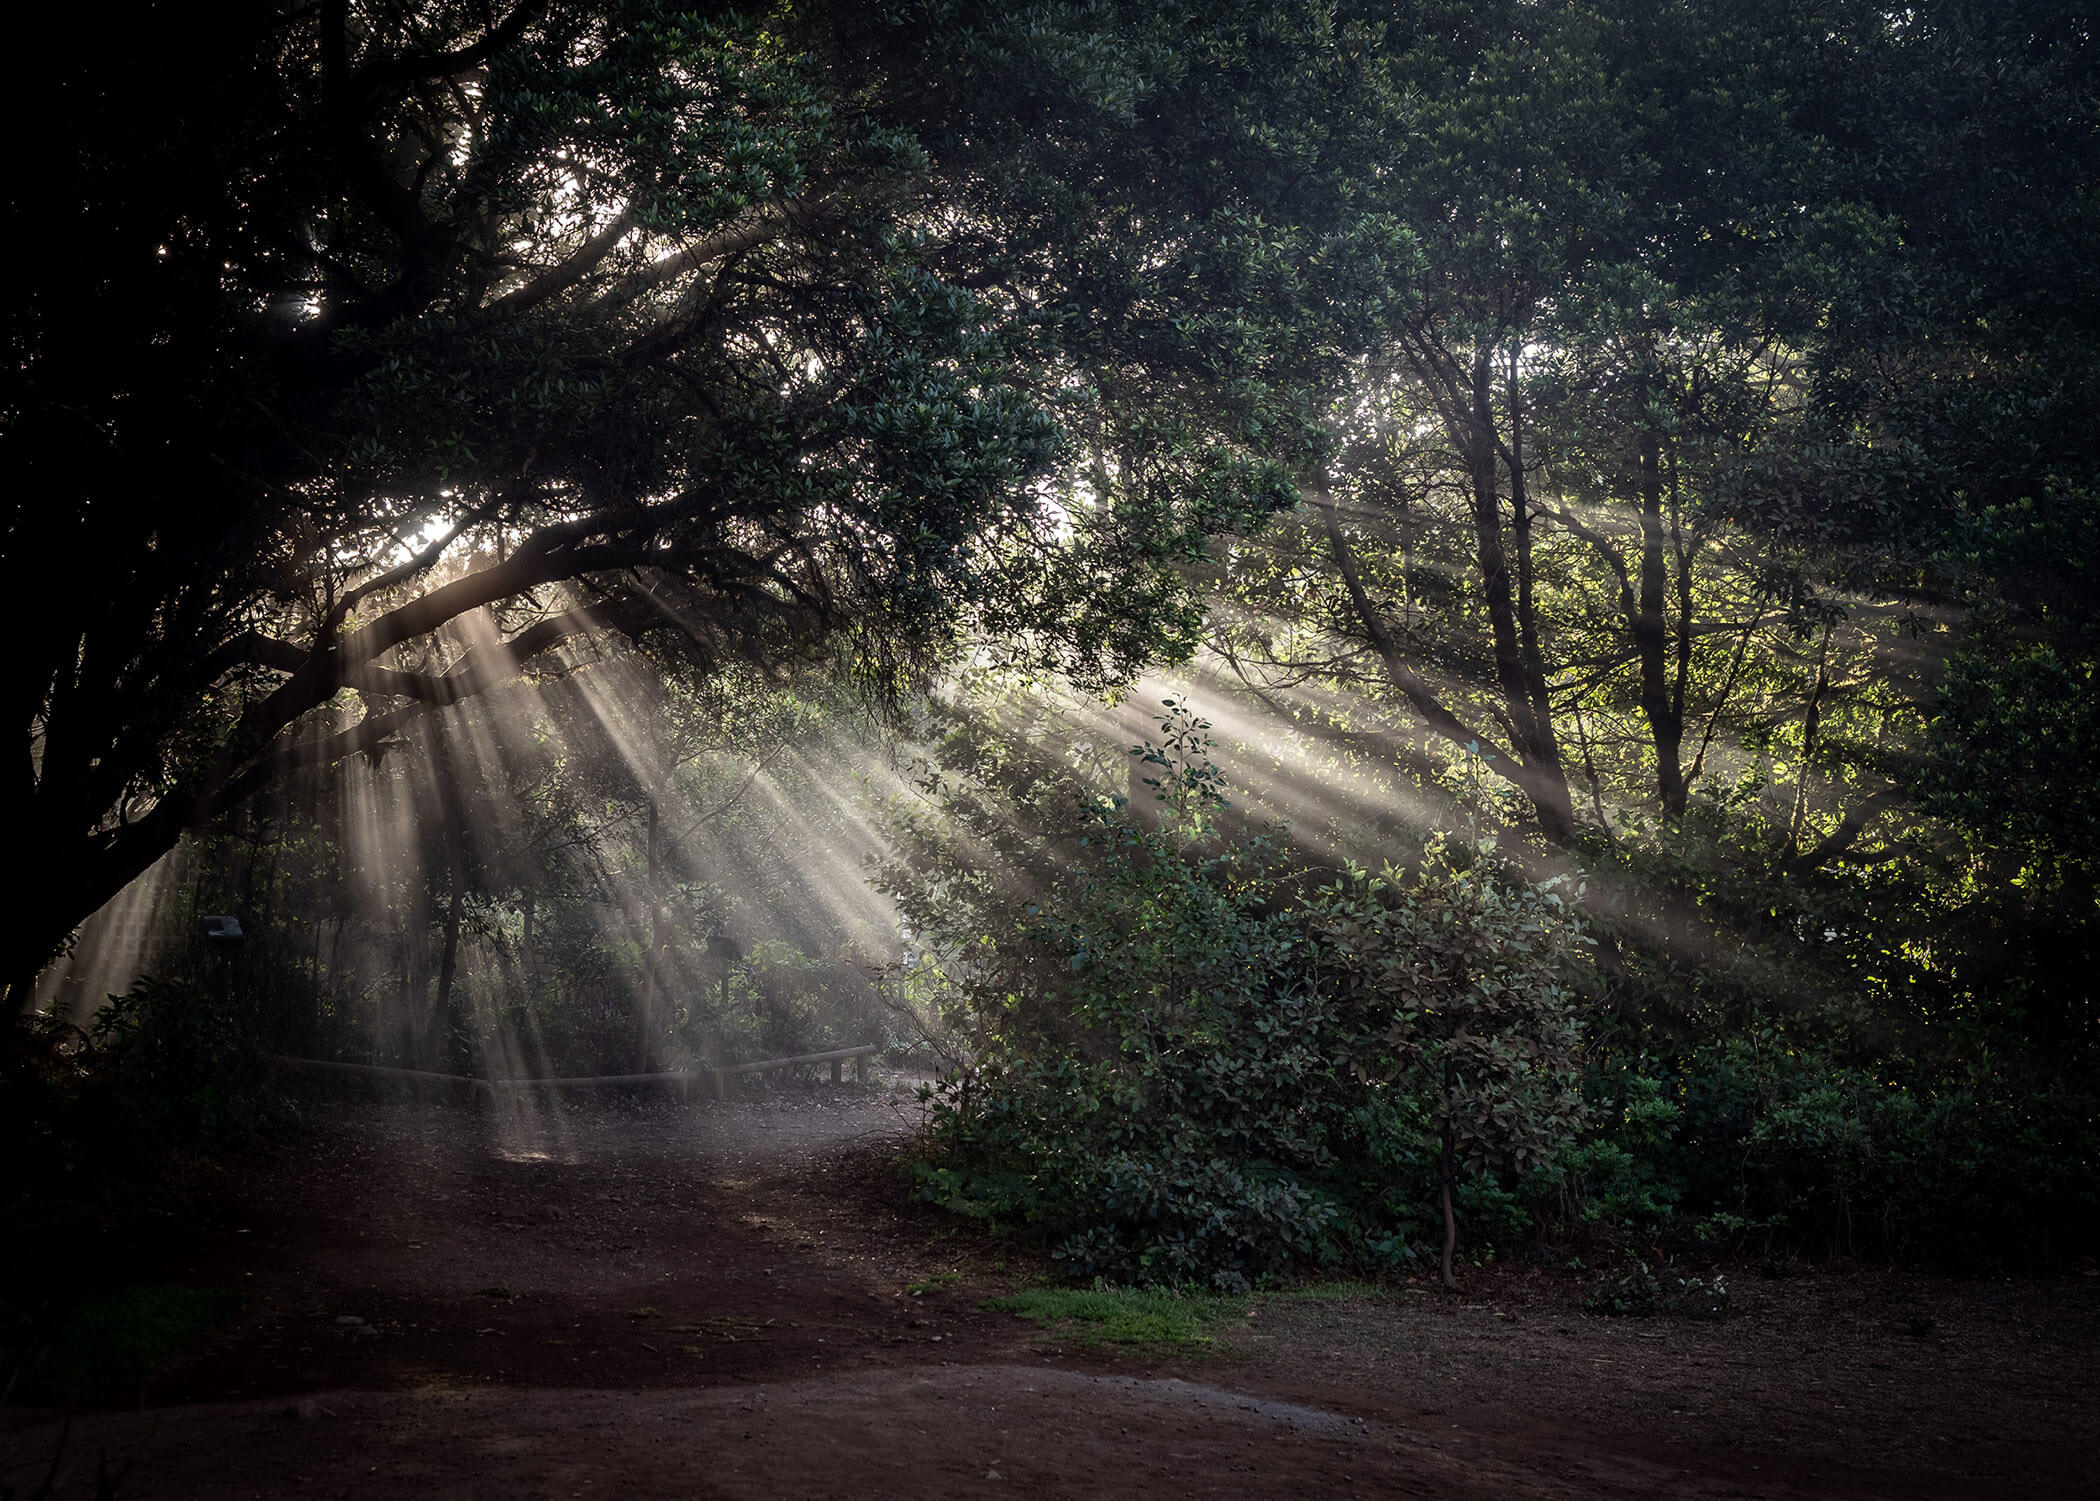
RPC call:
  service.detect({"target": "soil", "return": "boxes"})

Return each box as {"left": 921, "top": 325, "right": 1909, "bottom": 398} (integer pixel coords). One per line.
{"left": 3, "top": 1079, "right": 2096, "bottom": 1499}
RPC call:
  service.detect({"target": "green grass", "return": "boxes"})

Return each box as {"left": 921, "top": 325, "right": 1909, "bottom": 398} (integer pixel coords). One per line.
{"left": 986, "top": 1286, "right": 1246, "bottom": 1346}
{"left": 6, "top": 1285, "right": 243, "bottom": 1404}
{"left": 1275, "top": 1278, "right": 1398, "bottom": 1303}
{"left": 904, "top": 1272, "right": 962, "bottom": 1296}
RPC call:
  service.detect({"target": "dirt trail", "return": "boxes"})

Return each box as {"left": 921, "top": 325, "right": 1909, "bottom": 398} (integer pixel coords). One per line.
{"left": 3, "top": 1085, "right": 2095, "bottom": 1499}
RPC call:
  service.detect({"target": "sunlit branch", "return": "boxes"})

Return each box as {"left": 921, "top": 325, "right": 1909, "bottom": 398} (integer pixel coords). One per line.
{"left": 1686, "top": 594, "right": 1769, "bottom": 789}
{"left": 1211, "top": 655, "right": 1441, "bottom": 784}
{"left": 329, "top": 513, "right": 482, "bottom": 634}
{"left": 1536, "top": 501, "right": 1637, "bottom": 618}
{"left": 1786, "top": 787, "right": 1905, "bottom": 874}
{"left": 348, "top": 609, "right": 598, "bottom": 705}
{"left": 491, "top": 206, "right": 638, "bottom": 314}
{"left": 586, "top": 203, "right": 795, "bottom": 318}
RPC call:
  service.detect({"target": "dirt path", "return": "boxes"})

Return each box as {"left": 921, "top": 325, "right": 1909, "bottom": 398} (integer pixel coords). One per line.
{"left": 3, "top": 1084, "right": 2095, "bottom": 1499}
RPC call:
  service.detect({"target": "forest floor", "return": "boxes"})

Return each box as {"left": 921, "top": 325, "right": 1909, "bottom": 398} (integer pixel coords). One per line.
{"left": 2, "top": 1080, "right": 2096, "bottom": 1500}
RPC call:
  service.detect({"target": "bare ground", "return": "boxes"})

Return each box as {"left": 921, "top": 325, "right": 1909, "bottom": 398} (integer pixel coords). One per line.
{"left": 3, "top": 1081, "right": 2095, "bottom": 1499}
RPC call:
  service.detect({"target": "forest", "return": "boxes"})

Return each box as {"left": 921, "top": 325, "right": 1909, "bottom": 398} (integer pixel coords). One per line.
{"left": 1, "top": 2, "right": 2096, "bottom": 1494}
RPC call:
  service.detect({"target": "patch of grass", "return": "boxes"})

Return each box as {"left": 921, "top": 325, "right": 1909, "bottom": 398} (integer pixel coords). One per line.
{"left": 1275, "top": 1279, "right": 1397, "bottom": 1303}
{"left": 986, "top": 1286, "right": 1244, "bottom": 1347}
{"left": 904, "top": 1273, "right": 962, "bottom": 1296}
{"left": 665, "top": 1317, "right": 770, "bottom": 1339}
{"left": 7, "top": 1285, "right": 243, "bottom": 1404}
{"left": 626, "top": 1306, "right": 658, "bottom": 1319}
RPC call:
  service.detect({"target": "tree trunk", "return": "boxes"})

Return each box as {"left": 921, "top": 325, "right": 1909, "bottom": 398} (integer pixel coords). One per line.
{"left": 304, "top": 914, "right": 325, "bottom": 1052}
{"left": 428, "top": 726, "right": 469, "bottom": 1073}
{"left": 635, "top": 798, "right": 664, "bottom": 1074}
{"left": 1787, "top": 620, "right": 1836, "bottom": 855}
{"left": 1504, "top": 346, "right": 1572, "bottom": 833}
{"left": 433, "top": 880, "right": 464, "bottom": 1069}
{"left": 1464, "top": 353, "right": 1574, "bottom": 843}
{"left": 1634, "top": 430, "right": 1689, "bottom": 817}
{"left": 1315, "top": 478, "right": 1575, "bottom": 844}
{"left": 520, "top": 885, "right": 537, "bottom": 1002}
{"left": 1440, "top": 1121, "right": 1459, "bottom": 1291}
{"left": 1, "top": 960, "right": 40, "bottom": 1022}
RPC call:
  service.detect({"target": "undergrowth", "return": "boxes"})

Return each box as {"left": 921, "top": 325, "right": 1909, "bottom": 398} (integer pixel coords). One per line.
{"left": 3, "top": 1285, "right": 243, "bottom": 1404}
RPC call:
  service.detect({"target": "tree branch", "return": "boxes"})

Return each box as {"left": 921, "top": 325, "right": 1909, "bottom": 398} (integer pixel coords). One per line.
{"left": 490, "top": 207, "right": 637, "bottom": 315}
{"left": 352, "top": 0, "right": 549, "bottom": 93}
{"left": 1786, "top": 787, "right": 1905, "bottom": 874}
{"left": 1537, "top": 502, "right": 1636, "bottom": 623}
{"left": 344, "top": 607, "right": 599, "bottom": 704}
{"left": 1314, "top": 478, "right": 1533, "bottom": 780}
{"left": 588, "top": 205, "right": 793, "bottom": 317}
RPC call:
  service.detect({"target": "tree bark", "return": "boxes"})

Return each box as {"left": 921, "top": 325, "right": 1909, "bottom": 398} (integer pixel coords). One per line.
{"left": 1440, "top": 1121, "right": 1459, "bottom": 1291}
{"left": 1316, "top": 482, "right": 1568, "bottom": 830}
{"left": 433, "top": 880, "right": 464, "bottom": 1069}
{"left": 1634, "top": 431, "right": 1689, "bottom": 817}
{"left": 427, "top": 723, "right": 469, "bottom": 1072}
{"left": 1320, "top": 341, "right": 1577, "bottom": 849}
{"left": 1465, "top": 353, "right": 1574, "bottom": 843}
{"left": 635, "top": 798, "right": 664, "bottom": 1074}
{"left": 1505, "top": 345, "right": 1570, "bottom": 824}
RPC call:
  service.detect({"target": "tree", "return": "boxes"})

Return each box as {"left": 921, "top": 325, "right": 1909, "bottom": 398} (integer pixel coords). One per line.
{"left": 1306, "top": 846, "right": 1590, "bottom": 1288}
{"left": 1, "top": 0, "right": 1299, "bottom": 1012}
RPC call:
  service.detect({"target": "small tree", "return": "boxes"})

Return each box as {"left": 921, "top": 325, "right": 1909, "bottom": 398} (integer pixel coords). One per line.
{"left": 1307, "top": 844, "right": 1591, "bottom": 1288}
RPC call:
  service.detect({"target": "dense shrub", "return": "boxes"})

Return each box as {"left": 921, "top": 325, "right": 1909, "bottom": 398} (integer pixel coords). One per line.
{"left": 2, "top": 975, "right": 286, "bottom": 1207}
{"left": 1560, "top": 1041, "right": 2100, "bottom": 1269}
{"left": 887, "top": 706, "right": 1591, "bottom": 1287}
{"left": 889, "top": 701, "right": 2099, "bottom": 1282}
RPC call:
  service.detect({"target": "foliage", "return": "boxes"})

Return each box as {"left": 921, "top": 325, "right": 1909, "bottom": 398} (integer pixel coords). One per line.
{"left": 887, "top": 685, "right": 2097, "bottom": 1277}
{"left": 10, "top": 0, "right": 2099, "bottom": 1289}
{"left": 2, "top": 977, "right": 288, "bottom": 1209}
{"left": 1559, "top": 1039, "right": 2100, "bottom": 1269}
{"left": 884, "top": 702, "right": 1592, "bottom": 1286}
{"left": 3, "top": 1286, "right": 243, "bottom": 1405}
{"left": 47, "top": 661, "right": 910, "bottom": 1083}
{"left": 0, "top": 0, "right": 1308, "bottom": 1009}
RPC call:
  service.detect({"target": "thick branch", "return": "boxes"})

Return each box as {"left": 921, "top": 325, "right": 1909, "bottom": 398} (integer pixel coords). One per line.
{"left": 352, "top": 0, "right": 548, "bottom": 93}
{"left": 1787, "top": 788, "right": 1905, "bottom": 874}
{"left": 345, "top": 608, "right": 598, "bottom": 704}
{"left": 1538, "top": 503, "right": 1636, "bottom": 621}
{"left": 1314, "top": 481, "right": 1545, "bottom": 791}
{"left": 588, "top": 205, "right": 792, "bottom": 317}
{"left": 490, "top": 207, "right": 636, "bottom": 314}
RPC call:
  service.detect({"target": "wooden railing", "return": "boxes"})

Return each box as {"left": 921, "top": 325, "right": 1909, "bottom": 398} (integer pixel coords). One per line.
{"left": 269, "top": 1044, "right": 878, "bottom": 1099}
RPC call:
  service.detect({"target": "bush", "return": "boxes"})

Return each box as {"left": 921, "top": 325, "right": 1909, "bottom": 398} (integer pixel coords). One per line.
{"left": 1551, "top": 1037, "right": 2100, "bottom": 1269}
{"left": 886, "top": 699, "right": 2099, "bottom": 1279}
{"left": 2, "top": 975, "right": 287, "bottom": 1209}
{"left": 4, "top": 1285, "right": 244, "bottom": 1404}
{"left": 885, "top": 703, "right": 1592, "bottom": 1286}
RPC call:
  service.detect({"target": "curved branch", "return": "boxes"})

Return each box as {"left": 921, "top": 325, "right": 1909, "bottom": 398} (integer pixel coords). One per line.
{"left": 587, "top": 204, "right": 792, "bottom": 317}
{"left": 1315, "top": 479, "right": 1522, "bottom": 770}
{"left": 1787, "top": 787, "right": 1905, "bottom": 874}
{"left": 352, "top": 0, "right": 549, "bottom": 93}
{"left": 346, "top": 608, "right": 599, "bottom": 704}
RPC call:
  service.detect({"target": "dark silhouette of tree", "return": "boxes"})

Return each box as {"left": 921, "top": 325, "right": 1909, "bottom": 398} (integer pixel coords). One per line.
{"left": 0, "top": 0, "right": 1302, "bottom": 1010}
